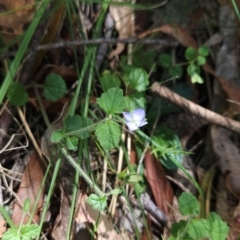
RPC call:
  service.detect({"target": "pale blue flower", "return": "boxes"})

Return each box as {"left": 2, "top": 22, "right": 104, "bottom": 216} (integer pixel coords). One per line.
{"left": 123, "top": 108, "right": 148, "bottom": 131}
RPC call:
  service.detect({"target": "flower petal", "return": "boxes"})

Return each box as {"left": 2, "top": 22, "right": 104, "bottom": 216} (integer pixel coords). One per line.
{"left": 125, "top": 121, "right": 139, "bottom": 131}
{"left": 122, "top": 112, "right": 133, "bottom": 122}
{"left": 131, "top": 108, "right": 146, "bottom": 122}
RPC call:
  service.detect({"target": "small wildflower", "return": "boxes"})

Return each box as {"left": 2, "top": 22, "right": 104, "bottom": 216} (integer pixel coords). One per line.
{"left": 123, "top": 108, "right": 148, "bottom": 131}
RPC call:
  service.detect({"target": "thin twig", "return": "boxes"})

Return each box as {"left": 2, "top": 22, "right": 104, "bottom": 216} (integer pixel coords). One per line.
{"left": 151, "top": 82, "right": 240, "bottom": 133}
{"left": 0, "top": 38, "right": 178, "bottom": 60}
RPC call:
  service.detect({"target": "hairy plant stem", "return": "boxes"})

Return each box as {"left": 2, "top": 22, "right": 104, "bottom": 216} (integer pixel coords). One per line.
{"left": 60, "top": 145, "right": 104, "bottom": 197}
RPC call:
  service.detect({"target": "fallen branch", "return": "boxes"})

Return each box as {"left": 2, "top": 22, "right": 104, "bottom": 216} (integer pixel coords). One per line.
{"left": 0, "top": 38, "right": 177, "bottom": 60}
{"left": 151, "top": 82, "right": 240, "bottom": 134}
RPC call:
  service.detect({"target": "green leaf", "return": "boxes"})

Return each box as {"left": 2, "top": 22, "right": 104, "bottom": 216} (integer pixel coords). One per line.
{"left": 207, "top": 212, "right": 229, "bottom": 240}
{"left": 65, "top": 136, "right": 78, "bottom": 151}
{"left": 87, "top": 194, "right": 107, "bottom": 211}
{"left": 198, "top": 45, "right": 209, "bottom": 57}
{"left": 169, "top": 65, "right": 183, "bottom": 78}
{"left": 51, "top": 130, "right": 65, "bottom": 143}
{"left": 124, "top": 67, "right": 149, "bottom": 92}
{"left": 23, "top": 198, "right": 31, "bottom": 213}
{"left": 170, "top": 220, "right": 189, "bottom": 238}
{"left": 43, "top": 73, "right": 66, "bottom": 102}
{"left": 133, "top": 48, "right": 156, "bottom": 71}
{"left": 95, "top": 120, "right": 121, "bottom": 150}
{"left": 64, "top": 115, "right": 94, "bottom": 139}
{"left": 109, "top": 188, "right": 122, "bottom": 195}
{"left": 20, "top": 224, "right": 40, "bottom": 238}
{"left": 2, "top": 229, "right": 20, "bottom": 240}
{"left": 125, "top": 92, "right": 146, "bottom": 111}
{"left": 197, "top": 55, "right": 206, "bottom": 66}
{"left": 178, "top": 192, "right": 199, "bottom": 216}
{"left": 187, "top": 219, "right": 209, "bottom": 239}
{"left": 97, "top": 88, "right": 126, "bottom": 115}
{"left": 100, "top": 71, "right": 121, "bottom": 92}
{"left": 187, "top": 64, "right": 200, "bottom": 76}
{"left": 152, "top": 127, "right": 183, "bottom": 170}
{"left": 125, "top": 173, "right": 143, "bottom": 183}
{"left": 185, "top": 47, "right": 197, "bottom": 61}
{"left": 159, "top": 54, "right": 172, "bottom": 68}
{"left": 191, "top": 73, "right": 204, "bottom": 84}
{"left": 7, "top": 82, "right": 28, "bottom": 106}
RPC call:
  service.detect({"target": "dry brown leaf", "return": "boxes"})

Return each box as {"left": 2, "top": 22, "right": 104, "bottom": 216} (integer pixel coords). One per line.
{"left": 0, "top": 218, "right": 6, "bottom": 238}
{"left": 211, "top": 126, "right": 240, "bottom": 199}
{"left": 144, "top": 150, "right": 173, "bottom": 214}
{"left": 12, "top": 150, "right": 44, "bottom": 225}
{"left": 52, "top": 186, "right": 75, "bottom": 240}
{"left": 75, "top": 193, "right": 122, "bottom": 240}
{"left": 109, "top": 0, "right": 134, "bottom": 58}
{"left": 216, "top": 174, "right": 240, "bottom": 239}
{"left": 0, "top": 0, "right": 35, "bottom": 42}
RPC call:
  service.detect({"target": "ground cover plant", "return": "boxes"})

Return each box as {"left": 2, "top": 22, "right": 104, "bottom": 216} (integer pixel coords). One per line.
{"left": 0, "top": 0, "right": 240, "bottom": 239}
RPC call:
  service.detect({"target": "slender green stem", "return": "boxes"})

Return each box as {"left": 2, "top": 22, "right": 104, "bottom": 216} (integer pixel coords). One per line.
{"left": 231, "top": 0, "right": 240, "bottom": 22}
{"left": 37, "top": 158, "right": 62, "bottom": 240}
{"left": 60, "top": 146, "right": 104, "bottom": 197}
{"left": 0, "top": 0, "right": 50, "bottom": 104}
{"left": 0, "top": 205, "right": 15, "bottom": 229}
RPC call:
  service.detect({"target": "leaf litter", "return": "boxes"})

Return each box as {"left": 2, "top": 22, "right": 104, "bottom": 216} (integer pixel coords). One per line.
{"left": 1, "top": 0, "right": 240, "bottom": 239}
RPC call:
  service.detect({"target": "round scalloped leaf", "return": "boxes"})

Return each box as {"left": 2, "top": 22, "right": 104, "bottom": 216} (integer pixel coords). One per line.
{"left": 197, "top": 55, "right": 206, "bottom": 66}
{"left": 159, "top": 54, "right": 172, "bottom": 68}
{"left": 125, "top": 92, "right": 146, "bottom": 111}
{"left": 95, "top": 120, "right": 121, "bottom": 150}
{"left": 51, "top": 130, "right": 65, "bottom": 143}
{"left": 97, "top": 88, "right": 126, "bottom": 115}
{"left": 87, "top": 194, "right": 107, "bottom": 211}
{"left": 100, "top": 71, "right": 121, "bottom": 92}
{"left": 178, "top": 192, "right": 199, "bottom": 216}
{"left": 207, "top": 212, "right": 229, "bottom": 240}
{"left": 198, "top": 45, "right": 209, "bottom": 57}
{"left": 124, "top": 66, "right": 149, "bottom": 92}
{"left": 43, "top": 73, "right": 66, "bottom": 102}
{"left": 187, "top": 219, "right": 209, "bottom": 239}
{"left": 185, "top": 47, "right": 197, "bottom": 61}
{"left": 7, "top": 81, "right": 28, "bottom": 106}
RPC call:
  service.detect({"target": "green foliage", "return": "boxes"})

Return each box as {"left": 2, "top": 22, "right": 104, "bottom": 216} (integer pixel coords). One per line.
{"left": 51, "top": 130, "right": 65, "bottom": 143}
{"left": 152, "top": 127, "right": 183, "bottom": 170}
{"left": 185, "top": 46, "right": 209, "bottom": 84}
{"left": 125, "top": 92, "right": 146, "bottom": 111}
{"left": 100, "top": 71, "right": 121, "bottom": 92}
{"left": 0, "top": 199, "right": 40, "bottom": 240}
{"left": 43, "top": 73, "right": 67, "bottom": 102}
{"left": 123, "top": 65, "right": 149, "bottom": 111}
{"left": 7, "top": 82, "right": 28, "bottom": 106}
{"left": 51, "top": 115, "right": 94, "bottom": 151}
{"left": 87, "top": 194, "right": 107, "bottom": 211}
{"left": 66, "top": 136, "right": 78, "bottom": 151}
{"left": 185, "top": 47, "right": 197, "bottom": 61}
{"left": 178, "top": 192, "right": 199, "bottom": 216}
{"left": 95, "top": 120, "right": 121, "bottom": 150}
{"left": 132, "top": 48, "right": 156, "bottom": 71}
{"left": 207, "top": 212, "right": 229, "bottom": 240}
{"left": 159, "top": 46, "right": 209, "bottom": 84}
{"left": 159, "top": 54, "right": 182, "bottom": 78}
{"left": 2, "top": 225, "right": 39, "bottom": 240}
{"left": 124, "top": 66, "right": 149, "bottom": 92}
{"left": 169, "top": 192, "right": 229, "bottom": 240}
{"left": 23, "top": 198, "right": 31, "bottom": 213}
{"left": 97, "top": 87, "right": 126, "bottom": 115}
